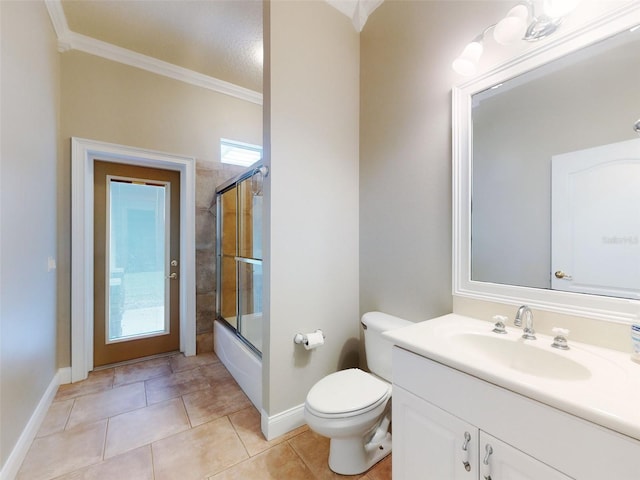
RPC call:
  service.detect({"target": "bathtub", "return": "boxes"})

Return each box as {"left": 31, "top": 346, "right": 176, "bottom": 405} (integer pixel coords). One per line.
{"left": 214, "top": 320, "right": 262, "bottom": 410}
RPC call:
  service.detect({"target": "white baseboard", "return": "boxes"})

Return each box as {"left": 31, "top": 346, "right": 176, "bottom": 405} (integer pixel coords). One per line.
{"left": 0, "top": 368, "right": 65, "bottom": 480}
{"left": 57, "top": 367, "right": 72, "bottom": 385}
{"left": 261, "top": 404, "right": 306, "bottom": 441}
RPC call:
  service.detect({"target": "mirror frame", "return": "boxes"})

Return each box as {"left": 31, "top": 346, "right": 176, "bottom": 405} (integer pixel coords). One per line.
{"left": 452, "top": 3, "right": 640, "bottom": 324}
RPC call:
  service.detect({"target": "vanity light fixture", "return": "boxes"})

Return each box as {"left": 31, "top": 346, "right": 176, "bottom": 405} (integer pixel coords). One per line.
{"left": 452, "top": 0, "right": 580, "bottom": 76}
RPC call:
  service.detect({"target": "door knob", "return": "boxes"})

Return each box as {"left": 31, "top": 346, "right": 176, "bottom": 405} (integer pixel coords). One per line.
{"left": 554, "top": 270, "right": 573, "bottom": 280}
{"left": 167, "top": 272, "right": 177, "bottom": 280}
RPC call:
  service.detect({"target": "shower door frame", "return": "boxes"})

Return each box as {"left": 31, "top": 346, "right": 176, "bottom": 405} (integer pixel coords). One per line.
{"left": 215, "top": 162, "right": 264, "bottom": 357}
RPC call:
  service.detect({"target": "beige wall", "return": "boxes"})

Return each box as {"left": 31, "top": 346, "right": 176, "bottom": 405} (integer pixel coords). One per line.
{"left": 264, "top": 0, "right": 360, "bottom": 422}
{"left": 59, "top": 51, "right": 262, "bottom": 366}
{"left": 0, "top": 0, "right": 60, "bottom": 469}
{"left": 359, "top": 0, "right": 499, "bottom": 322}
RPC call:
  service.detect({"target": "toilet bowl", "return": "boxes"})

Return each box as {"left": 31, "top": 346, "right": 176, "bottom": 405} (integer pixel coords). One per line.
{"left": 303, "top": 312, "right": 412, "bottom": 475}
{"left": 304, "top": 368, "right": 392, "bottom": 474}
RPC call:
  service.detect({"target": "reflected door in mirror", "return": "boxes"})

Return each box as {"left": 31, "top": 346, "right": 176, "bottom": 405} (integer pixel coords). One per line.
{"left": 551, "top": 138, "right": 640, "bottom": 300}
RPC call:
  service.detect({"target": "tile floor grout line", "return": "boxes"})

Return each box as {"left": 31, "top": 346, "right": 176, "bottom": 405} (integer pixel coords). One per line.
{"left": 144, "top": 378, "right": 150, "bottom": 407}
{"left": 286, "top": 437, "right": 327, "bottom": 480}
{"left": 202, "top": 435, "right": 254, "bottom": 480}
{"left": 53, "top": 372, "right": 116, "bottom": 403}
{"left": 150, "top": 442, "right": 157, "bottom": 480}
{"left": 285, "top": 439, "right": 309, "bottom": 476}
{"left": 168, "top": 354, "right": 177, "bottom": 375}
{"left": 227, "top": 411, "right": 252, "bottom": 458}
{"left": 102, "top": 416, "right": 110, "bottom": 462}
{"left": 179, "top": 393, "right": 195, "bottom": 429}
{"left": 63, "top": 397, "right": 76, "bottom": 432}
{"left": 39, "top": 421, "right": 111, "bottom": 480}
{"left": 209, "top": 446, "right": 249, "bottom": 478}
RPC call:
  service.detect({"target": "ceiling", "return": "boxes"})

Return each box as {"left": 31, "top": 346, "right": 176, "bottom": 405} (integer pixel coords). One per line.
{"left": 60, "top": 0, "right": 264, "bottom": 93}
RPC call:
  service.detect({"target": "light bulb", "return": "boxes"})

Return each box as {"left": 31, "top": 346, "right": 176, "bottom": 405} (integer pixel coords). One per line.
{"left": 493, "top": 4, "right": 529, "bottom": 45}
{"left": 452, "top": 41, "right": 483, "bottom": 76}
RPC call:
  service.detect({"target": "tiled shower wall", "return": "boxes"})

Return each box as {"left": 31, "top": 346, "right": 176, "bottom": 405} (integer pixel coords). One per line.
{"left": 195, "top": 161, "right": 246, "bottom": 352}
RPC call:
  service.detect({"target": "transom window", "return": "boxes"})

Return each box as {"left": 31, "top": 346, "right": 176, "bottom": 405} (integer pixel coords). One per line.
{"left": 220, "top": 138, "right": 262, "bottom": 167}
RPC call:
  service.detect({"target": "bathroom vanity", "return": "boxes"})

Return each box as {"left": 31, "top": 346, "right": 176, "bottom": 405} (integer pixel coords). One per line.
{"left": 385, "top": 314, "right": 640, "bottom": 480}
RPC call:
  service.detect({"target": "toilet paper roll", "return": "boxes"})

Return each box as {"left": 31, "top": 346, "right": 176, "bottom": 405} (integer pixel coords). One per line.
{"left": 304, "top": 331, "right": 324, "bottom": 350}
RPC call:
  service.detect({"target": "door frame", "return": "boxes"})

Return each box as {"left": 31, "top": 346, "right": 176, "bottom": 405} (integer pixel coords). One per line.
{"left": 71, "top": 137, "right": 196, "bottom": 382}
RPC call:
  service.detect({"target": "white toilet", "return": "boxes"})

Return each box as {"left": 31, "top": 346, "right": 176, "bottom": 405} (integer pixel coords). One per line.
{"left": 304, "top": 311, "right": 412, "bottom": 475}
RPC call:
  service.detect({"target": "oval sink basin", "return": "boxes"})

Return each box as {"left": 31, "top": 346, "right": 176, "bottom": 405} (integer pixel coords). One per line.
{"left": 450, "top": 332, "right": 592, "bottom": 380}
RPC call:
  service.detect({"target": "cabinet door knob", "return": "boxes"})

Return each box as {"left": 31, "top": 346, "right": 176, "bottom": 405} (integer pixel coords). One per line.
{"left": 482, "top": 444, "right": 493, "bottom": 480}
{"left": 461, "top": 431, "right": 472, "bottom": 472}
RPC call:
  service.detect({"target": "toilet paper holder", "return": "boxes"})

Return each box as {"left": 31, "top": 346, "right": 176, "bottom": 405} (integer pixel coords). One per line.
{"left": 294, "top": 330, "right": 325, "bottom": 348}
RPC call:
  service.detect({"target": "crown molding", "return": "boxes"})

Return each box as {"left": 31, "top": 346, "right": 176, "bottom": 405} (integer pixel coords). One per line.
{"left": 44, "top": 0, "right": 69, "bottom": 39}
{"left": 44, "top": 0, "right": 263, "bottom": 105}
{"left": 64, "top": 31, "right": 263, "bottom": 104}
{"left": 326, "top": 0, "right": 384, "bottom": 32}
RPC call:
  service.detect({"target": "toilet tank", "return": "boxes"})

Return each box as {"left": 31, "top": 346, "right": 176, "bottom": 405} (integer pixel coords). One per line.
{"left": 362, "top": 312, "right": 413, "bottom": 382}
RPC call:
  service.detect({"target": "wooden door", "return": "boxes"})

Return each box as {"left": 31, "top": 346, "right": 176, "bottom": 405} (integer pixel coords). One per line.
{"left": 93, "top": 161, "right": 180, "bottom": 366}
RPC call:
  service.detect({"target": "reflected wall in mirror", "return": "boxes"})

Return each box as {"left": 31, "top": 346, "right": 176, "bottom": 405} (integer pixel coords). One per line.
{"left": 453, "top": 3, "right": 640, "bottom": 321}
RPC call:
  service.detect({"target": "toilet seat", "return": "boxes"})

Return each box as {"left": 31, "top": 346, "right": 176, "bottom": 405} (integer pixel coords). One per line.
{"left": 305, "top": 368, "right": 391, "bottom": 419}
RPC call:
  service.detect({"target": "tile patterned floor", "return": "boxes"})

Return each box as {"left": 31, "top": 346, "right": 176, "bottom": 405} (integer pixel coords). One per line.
{"left": 17, "top": 352, "right": 392, "bottom": 479}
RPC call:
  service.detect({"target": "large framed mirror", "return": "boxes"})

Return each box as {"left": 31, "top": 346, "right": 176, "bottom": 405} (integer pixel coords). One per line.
{"left": 452, "top": 2, "right": 640, "bottom": 323}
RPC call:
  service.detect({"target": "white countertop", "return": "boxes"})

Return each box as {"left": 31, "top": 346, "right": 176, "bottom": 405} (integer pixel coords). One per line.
{"left": 383, "top": 313, "right": 640, "bottom": 441}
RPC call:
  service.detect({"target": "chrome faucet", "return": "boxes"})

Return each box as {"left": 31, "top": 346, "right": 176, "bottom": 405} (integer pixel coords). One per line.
{"left": 514, "top": 305, "right": 536, "bottom": 340}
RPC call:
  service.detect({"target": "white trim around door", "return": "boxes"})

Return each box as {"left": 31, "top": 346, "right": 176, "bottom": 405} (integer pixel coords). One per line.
{"left": 71, "top": 137, "right": 196, "bottom": 382}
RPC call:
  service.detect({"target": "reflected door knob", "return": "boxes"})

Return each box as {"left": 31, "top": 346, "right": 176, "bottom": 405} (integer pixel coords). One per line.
{"left": 554, "top": 270, "right": 573, "bottom": 280}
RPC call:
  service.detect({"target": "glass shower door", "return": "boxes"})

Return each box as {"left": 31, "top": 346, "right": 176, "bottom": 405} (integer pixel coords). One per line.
{"left": 216, "top": 165, "right": 264, "bottom": 356}
{"left": 237, "top": 175, "right": 263, "bottom": 354}
{"left": 219, "top": 187, "right": 238, "bottom": 328}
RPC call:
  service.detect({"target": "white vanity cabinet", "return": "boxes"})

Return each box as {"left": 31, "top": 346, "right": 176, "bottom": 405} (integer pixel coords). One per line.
{"left": 478, "top": 432, "right": 570, "bottom": 480}
{"left": 392, "top": 346, "right": 640, "bottom": 480}
{"left": 393, "top": 385, "right": 478, "bottom": 479}
{"left": 394, "top": 386, "right": 570, "bottom": 479}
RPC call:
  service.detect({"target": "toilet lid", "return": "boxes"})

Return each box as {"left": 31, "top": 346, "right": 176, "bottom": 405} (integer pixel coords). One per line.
{"left": 306, "top": 368, "right": 390, "bottom": 416}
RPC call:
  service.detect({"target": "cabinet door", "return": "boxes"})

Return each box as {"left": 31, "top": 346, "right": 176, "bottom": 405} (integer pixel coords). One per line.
{"left": 393, "top": 386, "right": 478, "bottom": 479}
{"left": 480, "top": 432, "right": 573, "bottom": 480}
